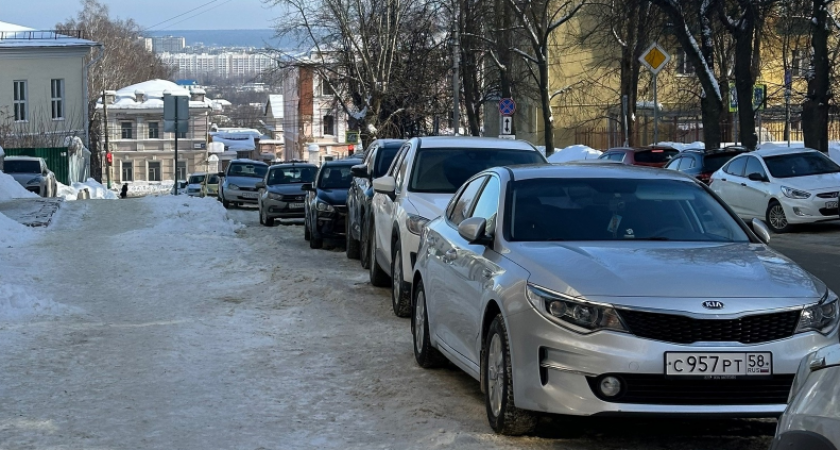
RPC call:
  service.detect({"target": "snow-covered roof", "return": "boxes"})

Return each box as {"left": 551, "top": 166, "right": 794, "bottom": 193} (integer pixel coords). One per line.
{"left": 265, "top": 95, "right": 284, "bottom": 119}
{"left": 0, "top": 20, "right": 97, "bottom": 49}
{"left": 96, "top": 79, "right": 213, "bottom": 111}
{"left": 210, "top": 128, "right": 263, "bottom": 151}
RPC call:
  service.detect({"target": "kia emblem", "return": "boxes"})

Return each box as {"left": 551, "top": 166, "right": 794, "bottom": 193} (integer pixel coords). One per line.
{"left": 703, "top": 301, "right": 724, "bottom": 310}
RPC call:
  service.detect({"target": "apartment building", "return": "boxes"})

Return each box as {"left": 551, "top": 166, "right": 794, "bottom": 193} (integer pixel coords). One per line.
{"left": 160, "top": 52, "right": 275, "bottom": 79}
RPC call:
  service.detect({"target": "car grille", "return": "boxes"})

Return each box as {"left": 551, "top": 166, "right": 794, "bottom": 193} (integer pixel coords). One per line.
{"left": 617, "top": 309, "right": 801, "bottom": 344}
{"left": 334, "top": 205, "right": 348, "bottom": 214}
{"left": 586, "top": 374, "right": 794, "bottom": 405}
{"left": 239, "top": 186, "right": 257, "bottom": 192}
{"left": 819, "top": 207, "right": 839, "bottom": 216}
{"left": 280, "top": 194, "right": 306, "bottom": 202}
{"left": 817, "top": 191, "right": 839, "bottom": 199}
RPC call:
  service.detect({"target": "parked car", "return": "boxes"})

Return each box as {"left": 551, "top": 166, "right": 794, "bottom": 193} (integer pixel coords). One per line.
{"left": 256, "top": 162, "right": 318, "bottom": 226}
{"left": 709, "top": 147, "right": 840, "bottom": 233}
{"left": 370, "top": 136, "right": 547, "bottom": 317}
{"left": 202, "top": 173, "right": 220, "bottom": 197}
{"left": 663, "top": 147, "right": 749, "bottom": 184}
{"left": 411, "top": 163, "right": 838, "bottom": 435}
{"left": 598, "top": 145, "right": 680, "bottom": 168}
{"left": 4, "top": 156, "right": 57, "bottom": 197}
{"left": 186, "top": 173, "right": 207, "bottom": 197}
{"left": 346, "top": 139, "right": 405, "bottom": 265}
{"left": 218, "top": 159, "right": 269, "bottom": 208}
{"left": 170, "top": 180, "right": 189, "bottom": 195}
{"left": 772, "top": 344, "right": 840, "bottom": 450}
{"left": 302, "top": 159, "right": 361, "bottom": 249}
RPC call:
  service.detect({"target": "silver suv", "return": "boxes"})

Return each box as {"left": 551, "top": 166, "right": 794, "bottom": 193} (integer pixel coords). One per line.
{"left": 4, "top": 156, "right": 57, "bottom": 197}
{"left": 218, "top": 159, "right": 269, "bottom": 208}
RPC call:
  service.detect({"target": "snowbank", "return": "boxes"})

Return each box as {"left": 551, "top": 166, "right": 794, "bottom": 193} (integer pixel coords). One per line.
{"left": 0, "top": 209, "right": 35, "bottom": 247}
{"left": 0, "top": 283, "right": 77, "bottom": 321}
{"left": 117, "top": 180, "right": 177, "bottom": 198}
{"left": 121, "top": 195, "right": 242, "bottom": 238}
{"left": 78, "top": 179, "right": 118, "bottom": 200}
{"left": 0, "top": 170, "right": 39, "bottom": 201}
{"left": 656, "top": 141, "right": 705, "bottom": 151}
{"left": 548, "top": 145, "right": 602, "bottom": 163}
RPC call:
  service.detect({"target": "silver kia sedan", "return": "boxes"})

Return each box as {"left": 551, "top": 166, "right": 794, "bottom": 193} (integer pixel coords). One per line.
{"left": 411, "top": 163, "right": 838, "bottom": 435}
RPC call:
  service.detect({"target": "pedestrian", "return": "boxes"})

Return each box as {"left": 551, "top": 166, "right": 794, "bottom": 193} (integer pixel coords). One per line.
{"left": 120, "top": 183, "right": 128, "bottom": 199}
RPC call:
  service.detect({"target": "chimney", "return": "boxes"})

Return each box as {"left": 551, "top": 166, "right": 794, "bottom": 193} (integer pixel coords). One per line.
{"left": 190, "top": 88, "right": 206, "bottom": 102}
{"left": 134, "top": 89, "right": 145, "bottom": 103}
{"left": 104, "top": 90, "right": 117, "bottom": 105}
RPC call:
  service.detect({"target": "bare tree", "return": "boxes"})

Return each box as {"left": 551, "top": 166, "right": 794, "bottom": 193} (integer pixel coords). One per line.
{"left": 802, "top": 0, "right": 836, "bottom": 151}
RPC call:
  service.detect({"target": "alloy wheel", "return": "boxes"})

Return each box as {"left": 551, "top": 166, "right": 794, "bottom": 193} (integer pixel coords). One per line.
{"left": 415, "top": 291, "right": 426, "bottom": 354}
{"left": 487, "top": 334, "right": 504, "bottom": 418}
{"left": 769, "top": 204, "right": 788, "bottom": 230}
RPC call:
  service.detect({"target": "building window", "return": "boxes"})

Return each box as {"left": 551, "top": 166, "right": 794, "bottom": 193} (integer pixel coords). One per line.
{"left": 121, "top": 161, "right": 134, "bottom": 182}
{"left": 177, "top": 122, "right": 188, "bottom": 139}
{"left": 148, "top": 161, "right": 161, "bottom": 182}
{"left": 51, "top": 79, "right": 64, "bottom": 120}
{"left": 676, "top": 49, "right": 695, "bottom": 76}
{"left": 176, "top": 160, "right": 187, "bottom": 180}
{"left": 148, "top": 122, "right": 160, "bottom": 139}
{"left": 792, "top": 49, "right": 808, "bottom": 77}
{"left": 121, "top": 122, "right": 133, "bottom": 139}
{"left": 13, "top": 80, "right": 27, "bottom": 121}
{"left": 323, "top": 114, "right": 335, "bottom": 136}
{"left": 320, "top": 80, "right": 332, "bottom": 96}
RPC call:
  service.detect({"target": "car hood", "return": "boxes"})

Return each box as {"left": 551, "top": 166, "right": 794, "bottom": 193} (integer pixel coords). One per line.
{"left": 406, "top": 193, "right": 453, "bottom": 220}
{"left": 187, "top": 183, "right": 202, "bottom": 190}
{"left": 224, "top": 176, "right": 261, "bottom": 188}
{"left": 509, "top": 241, "right": 825, "bottom": 314}
{"left": 267, "top": 183, "right": 308, "bottom": 197}
{"left": 778, "top": 173, "right": 840, "bottom": 192}
{"left": 8, "top": 173, "right": 41, "bottom": 184}
{"left": 317, "top": 188, "right": 348, "bottom": 205}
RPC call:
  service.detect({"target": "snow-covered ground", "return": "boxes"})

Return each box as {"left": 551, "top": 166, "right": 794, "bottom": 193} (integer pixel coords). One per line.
{"left": 0, "top": 170, "right": 39, "bottom": 201}
{"left": 0, "top": 200, "right": 775, "bottom": 449}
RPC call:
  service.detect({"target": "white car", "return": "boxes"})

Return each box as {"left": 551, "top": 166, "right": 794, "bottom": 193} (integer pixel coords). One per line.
{"left": 709, "top": 148, "right": 840, "bottom": 233}
{"left": 772, "top": 344, "right": 840, "bottom": 450}
{"left": 4, "top": 156, "right": 57, "bottom": 197}
{"left": 368, "top": 136, "right": 546, "bottom": 317}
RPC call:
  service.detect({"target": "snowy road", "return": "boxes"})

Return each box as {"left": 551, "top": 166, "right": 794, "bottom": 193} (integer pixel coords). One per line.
{"left": 0, "top": 199, "right": 775, "bottom": 449}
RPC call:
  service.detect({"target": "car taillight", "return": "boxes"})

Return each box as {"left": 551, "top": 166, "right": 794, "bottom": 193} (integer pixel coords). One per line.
{"left": 698, "top": 173, "right": 712, "bottom": 184}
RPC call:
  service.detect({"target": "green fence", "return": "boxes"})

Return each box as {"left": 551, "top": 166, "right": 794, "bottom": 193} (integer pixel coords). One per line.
{"left": 3, "top": 147, "right": 69, "bottom": 185}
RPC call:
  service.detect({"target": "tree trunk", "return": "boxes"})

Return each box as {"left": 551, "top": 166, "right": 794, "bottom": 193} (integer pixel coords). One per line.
{"left": 733, "top": 30, "right": 758, "bottom": 150}
{"left": 803, "top": 0, "right": 831, "bottom": 152}
{"left": 538, "top": 58, "right": 554, "bottom": 155}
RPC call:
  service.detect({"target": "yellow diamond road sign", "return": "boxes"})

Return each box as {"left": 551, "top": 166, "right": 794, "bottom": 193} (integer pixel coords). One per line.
{"left": 639, "top": 43, "right": 671, "bottom": 75}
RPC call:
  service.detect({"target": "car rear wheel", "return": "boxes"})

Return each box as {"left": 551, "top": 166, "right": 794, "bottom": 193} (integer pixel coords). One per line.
{"left": 391, "top": 243, "right": 411, "bottom": 317}
{"left": 484, "top": 314, "right": 537, "bottom": 436}
{"left": 766, "top": 200, "right": 791, "bottom": 233}
{"left": 412, "top": 279, "right": 446, "bottom": 368}
{"left": 346, "top": 218, "right": 361, "bottom": 259}
{"left": 368, "top": 223, "right": 390, "bottom": 287}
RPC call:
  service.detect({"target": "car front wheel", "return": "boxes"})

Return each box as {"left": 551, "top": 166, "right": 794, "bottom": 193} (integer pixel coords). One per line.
{"left": 391, "top": 243, "right": 411, "bottom": 317}
{"left": 309, "top": 215, "right": 323, "bottom": 249}
{"left": 368, "top": 223, "right": 390, "bottom": 287}
{"left": 766, "top": 200, "right": 792, "bottom": 233}
{"left": 484, "top": 314, "right": 537, "bottom": 436}
{"left": 346, "top": 217, "right": 360, "bottom": 259}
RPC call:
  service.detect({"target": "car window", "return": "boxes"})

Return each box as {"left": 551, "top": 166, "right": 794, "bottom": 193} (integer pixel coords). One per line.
{"left": 681, "top": 156, "right": 696, "bottom": 170}
{"left": 634, "top": 149, "right": 679, "bottom": 163}
{"left": 362, "top": 144, "right": 377, "bottom": 166}
{"left": 5, "top": 160, "right": 41, "bottom": 173}
{"left": 409, "top": 148, "right": 544, "bottom": 193}
{"left": 207, "top": 174, "right": 220, "bottom": 184}
{"left": 394, "top": 150, "right": 411, "bottom": 190}
{"left": 664, "top": 156, "right": 681, "bottom": 169}
{"left": 744, "top": 156, "right": 767, "bottom": 179}
{"left": 388, "top": 145, "right": 409, "bottom": 177}
{"left": 608, "top": 152, "right": 625, "bottom": 162}
{"left": 373, "top": 146, "right": 401, "bottom": 178}
{"left": 724, "top": 157, "right": 747, "bottom": 177}
{"left": 268, "top": 166, "right": 317, "bottom": 185}
{"left": 704, "top": 153, "right": 741, "bottom": 173}
{"left": 469, "top": 176, "right": 501, "bottom": 236}
{"left": 763, "top": 151, "right": 840, "bottom": 178}
{"left": 598, "top": 153, "right": 610, "bottom": 160}
{"left": 228, "top": 163, "right": 267, "bottom": 178}
{"left": 448, "top": 176, "right": 487, "bottom": 226}
{"left": 189, "top": 174, "right": 206, "bottom": 184}
{"left": 318, "top": 165, "right": 354, "bottom": 189}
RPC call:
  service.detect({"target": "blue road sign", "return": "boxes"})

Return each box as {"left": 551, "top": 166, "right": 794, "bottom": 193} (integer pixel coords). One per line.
{"left": 499, "top": 98, "right": 516, "bottom": 116}
{"left": 784, "top": 70, "right": 792, "bottom": 87}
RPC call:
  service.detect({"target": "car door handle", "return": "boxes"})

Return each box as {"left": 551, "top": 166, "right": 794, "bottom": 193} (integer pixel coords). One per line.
{"left": 442, "top": 249, "right": 457, "bottom": 264}
{"left": 721, "top": 178, "right": 727, "bottom": 182}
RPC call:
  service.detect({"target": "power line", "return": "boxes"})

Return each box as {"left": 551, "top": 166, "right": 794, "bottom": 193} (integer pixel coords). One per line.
{"left": 156, "top": 0, "right": 237, "bottom": 31}
{"left": 143, "top": 0, "right": 221, "bottom": 32}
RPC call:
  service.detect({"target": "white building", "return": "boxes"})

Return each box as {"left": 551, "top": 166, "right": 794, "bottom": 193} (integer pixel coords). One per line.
{"left": 160, "top": 52, "right": 275, "bottom": 79}
{"left": 144, "top": 35, "right": 186, "bottom": 53}
{"left": 96, "top": 79, "right": 218, "bottom": 184}
{"left": 0, "top": 21, "right": 98, "bottom": 148}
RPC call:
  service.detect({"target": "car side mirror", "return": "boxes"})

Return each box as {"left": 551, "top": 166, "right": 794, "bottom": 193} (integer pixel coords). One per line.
{"left": 748, "top": 172, "right": 767, "bottom": 182}
{"left": 751, "top": 218, "right": 771, "bottom": 244}
{"left": 351, "top": 164, "right": 369, "bottom": 179}
{"left": 458, "top": 217, "right": 491, "bottom": 245}
{"left": 372, "top": 176, "right": 397, "bottom": 199}
{"left": 301, "top": 183, "right": 313, "bottom": 192}
{"left": 255, "top": 181, "right": 266, "bottom": 189}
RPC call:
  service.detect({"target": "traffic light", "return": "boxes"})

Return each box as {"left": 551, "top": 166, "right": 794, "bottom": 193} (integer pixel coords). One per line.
{"left": 106, "top": 152, "right": 113, "bottom": 164}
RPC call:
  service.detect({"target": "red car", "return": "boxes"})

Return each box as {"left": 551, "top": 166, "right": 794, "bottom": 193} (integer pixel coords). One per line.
{"left": 597, "top": 146, "right": 681, "bottom": 168}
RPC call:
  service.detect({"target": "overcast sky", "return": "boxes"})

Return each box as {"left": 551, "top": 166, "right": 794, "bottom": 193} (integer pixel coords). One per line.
{"left": 3, "top": 0, "right": 278, "bottom": 30}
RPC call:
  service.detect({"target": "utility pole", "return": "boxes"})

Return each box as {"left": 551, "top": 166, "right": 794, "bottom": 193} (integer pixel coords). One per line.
{"left": 451, "top": 1, "right": 460, "bottom": 136}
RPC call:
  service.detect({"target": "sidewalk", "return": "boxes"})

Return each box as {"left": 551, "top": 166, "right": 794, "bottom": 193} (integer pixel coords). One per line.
{"left": 0, "top": 197, "right": 63, "bottom": 227}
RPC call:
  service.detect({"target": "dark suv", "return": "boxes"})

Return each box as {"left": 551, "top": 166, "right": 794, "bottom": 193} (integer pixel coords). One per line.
{"left": 302, "top": 159, "right": 362, "bottom": 249}
{"left": 664, "top": 147, "right": 749, "bottom": 184}
{"left": 345, "top": 139, "right": 405, "bottom": 265}
{"left": 598, "top": 145, "right": 680, "bottom": 167}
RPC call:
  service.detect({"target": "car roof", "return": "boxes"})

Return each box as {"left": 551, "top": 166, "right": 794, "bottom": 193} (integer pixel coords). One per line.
{"left": 373, "top": 138, "right": 407, "bottom": 147}
{"left": 752, "top": 147, "right": 820, "bottom": 157}
{"left": 416, "top": 136, "right": 538, "bottom": 150}
{"left": 6, "top": 156, "right": 43, "bottom": 161}
{"left": 229, "top": 158, "right": 268, "bottom": 165}
{"left": 269, "top": 162, "right": 317, "bottom": 169}
{"left": 322, "top": 158, "right": 363, "bottom": 167}
{"left": 503, "top": 162, "right": 698, "bottom": 182}
{"left": 606, "top": 146, "right": 679, "bottom": 153}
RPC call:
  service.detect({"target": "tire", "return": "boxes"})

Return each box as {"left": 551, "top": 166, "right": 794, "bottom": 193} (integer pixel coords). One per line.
{"left": 391, "top": 242, "right": 411, "bottom": 317}
{"left": 484, "top": 314, "right": 537, "bottom": 436}
{"left": 412, "top": 279, "right": 447, "bottom": 368}
{"left": 346, "top": 218, "right": 361, "bottom": 259}
{"left": 766, "top": 200, "right": 792, "bottom": 233}
{"left": 360, "top": 218, "right": 371, "bottom": 269}
{"left": 368, "top": 223, "right": 391, "bottom": 287}
{"left": 259, "top": 206, "right": 266, "bottom": 225}
{"left": 222, "top": 195, "right": 230, "bottom": 208}
{"left": 309, "top": 216, "right": 323, "bottom": 249}
{"left": 304, "top": 216, "right": 311, "bottom": 241}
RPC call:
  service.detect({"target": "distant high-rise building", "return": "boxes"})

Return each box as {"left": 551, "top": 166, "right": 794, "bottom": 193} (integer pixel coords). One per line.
{"left": 144, "top": 36, "right": 186, "bottom": 53}
{"left": 160, "top": 51, "right": 275, "bottom": 79}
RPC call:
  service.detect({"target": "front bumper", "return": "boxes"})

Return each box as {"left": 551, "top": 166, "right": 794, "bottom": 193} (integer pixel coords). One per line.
{"left": 315, "top": 211, "right": 347, "bottom": 238}
{"left": 507, "top": 306, "right": 836, "bottom": 417}
{"left": 780, "top": 196, "right": 839, "bottom": 224}
{"left": 223, "top": 186, "right": 259, "bottom": 203}
{"left": 263, "top": 197, "right": 306, "bottom": 219}
{"left": 399, "top": 231, "right": 421, "bottom": 283}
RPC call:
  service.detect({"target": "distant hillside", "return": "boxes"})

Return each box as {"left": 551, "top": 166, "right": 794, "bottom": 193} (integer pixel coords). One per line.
{"left": 144, "top": 29, "right": 299, "bottom": 50}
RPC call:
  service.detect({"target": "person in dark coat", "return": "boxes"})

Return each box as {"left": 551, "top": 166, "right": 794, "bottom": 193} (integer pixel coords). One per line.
{"left": 120, "top": 183, "right": 128, "bottom": 199}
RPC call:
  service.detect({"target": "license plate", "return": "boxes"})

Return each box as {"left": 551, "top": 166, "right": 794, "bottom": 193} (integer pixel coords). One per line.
{"left": 240, "top": 192, "right": 258, "bottom": 199}
{"left": 665, "top": 352, "right": 772, "bottom": 376}
{"left": 290, "top": 202, "right": 305, "bottom": 209}
{"left": 827, "top": 201, "right": 838, "bottom": 210}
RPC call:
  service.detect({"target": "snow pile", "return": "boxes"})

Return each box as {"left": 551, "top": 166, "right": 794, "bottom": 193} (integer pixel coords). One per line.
{"left": 125, "top": 195, "right": 242, "bottom": 237}
{"left": 0, "top": 170, "right": 39, "bottom": 201}
{"left": 78, "top": 179, "right": 118, "bottom": 200}
{"left": 656, "top": 141, "right": 705, "bottom": 151}
{"left": 0, "top": 283, "right": 78, "bottom": 321}
{"left": 56, "top": 182, "right": 80, "bottom": 201}
{"left": 0, "top": 209, "right": 36, "bottom": 247}
{"left": 548, "top": 144, "right": 602, "bottom": 163}
{"left": 119, "top": 181, "right": 176, "bottom": 198}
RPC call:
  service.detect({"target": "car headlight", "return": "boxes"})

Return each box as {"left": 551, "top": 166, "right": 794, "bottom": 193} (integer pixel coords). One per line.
{"left": 781, "top": 186, "right": 811, "bottom": 199}
{"left": 526, "top": 284, "right": 627, "bottom": 334}
{"left": 27, "top": 177, "right": 42, "bottom": 185}
{"left": 227, "top": 183, "right": 241, "bottom": 190}
{"left": 315, "top": 200, "right": 334, "bottom": 212}
{"left": 795, "top": 291, "right": 839, "bottom": 335}
{"left": 406, "top": 214, "right": 430, "bottom": 235}
{"left": 267, "top": 193, "right": 283, "bottom": 200}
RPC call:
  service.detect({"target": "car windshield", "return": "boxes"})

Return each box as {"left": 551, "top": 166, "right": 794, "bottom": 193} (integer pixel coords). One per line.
{"left": 763, "top": 152, "right": 840, "bottom": 178}
{"left": 227, "top": 163, "right": 267, "bottom": 178}
{"left": 409, "top": 148, "right": 545, "bottom": 193}
{"left": 207, "top": 174, "right": 220, "bottom": 184}
{"left": 508, "top": 178, "right": 750, "bottom": 242}
{"left": 374, "top": 146, "right": 401, "bottom": 178}
{"left": 318, "top": 165, "right": 354, "bottom": 189}
{"left": 188, "top": 175, "right": 206, "bottom": 184}
{"left": 267, "top": 166, "right": 316, "bottom": 185}
{"left": 635, "top": 149, "right": 679, "bottom": 163}
{"left": 5, "top": 160, "right": 40, "bottom": 173}
{"left": 704, "top": 153, "right": 742, "bottom": 172}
